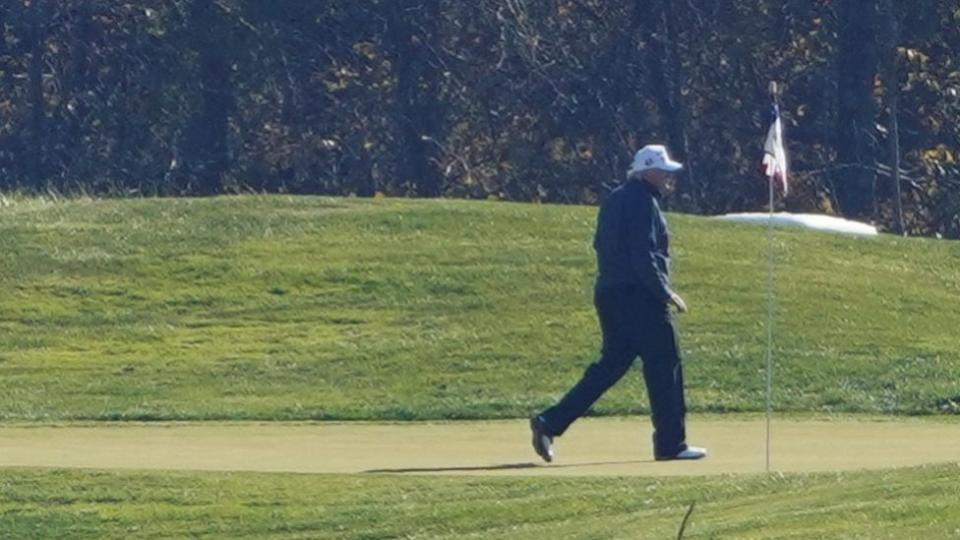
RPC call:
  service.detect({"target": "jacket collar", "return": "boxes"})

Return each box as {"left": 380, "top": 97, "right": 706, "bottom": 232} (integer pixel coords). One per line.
{"left": 628, "top": 177, "right": 662, "bottom": 199}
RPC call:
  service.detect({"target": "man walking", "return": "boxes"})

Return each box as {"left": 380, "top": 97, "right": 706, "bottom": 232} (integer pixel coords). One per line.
{"left": 530, "top": 144, "right": 706, "bottom": 462}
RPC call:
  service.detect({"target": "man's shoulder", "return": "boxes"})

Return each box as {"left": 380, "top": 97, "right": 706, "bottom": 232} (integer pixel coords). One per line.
{"left": 605, "top": 181, "right": 626, "bottom": 196}
{"left": 599, "top": 182, "right": 623, "bottom": 208}
{"left": 604, "top": 181, "right": 639, "bottom": 201}
{"left": 602, "top": 179, "right": 654, "bottom": 206}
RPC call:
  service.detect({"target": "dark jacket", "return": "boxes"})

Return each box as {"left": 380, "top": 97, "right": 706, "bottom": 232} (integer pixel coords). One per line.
{"left": 593, "top": 178, "right": 671, "bottom": 303}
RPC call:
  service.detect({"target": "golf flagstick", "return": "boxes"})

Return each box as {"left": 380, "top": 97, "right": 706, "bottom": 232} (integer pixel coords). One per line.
{"left": 765, "top": 141, "right": 774, "bottom": 474}
{"left": 763, "top": 81, "right": 786, "bottom": 473}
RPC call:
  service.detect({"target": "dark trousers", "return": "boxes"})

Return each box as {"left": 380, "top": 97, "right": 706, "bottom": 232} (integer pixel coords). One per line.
{"left": 538, "top": 284, "right": 688, "bottom": 457}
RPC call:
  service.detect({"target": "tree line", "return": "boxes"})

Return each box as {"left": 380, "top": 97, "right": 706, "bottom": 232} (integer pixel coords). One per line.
{"left": 1, "top": 1, "right": 958, "bottom": 237}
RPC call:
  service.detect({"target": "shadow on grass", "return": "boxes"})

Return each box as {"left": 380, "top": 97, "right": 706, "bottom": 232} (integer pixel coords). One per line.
{"left": 364, "top": 459, "right": 652, "bottom": 474}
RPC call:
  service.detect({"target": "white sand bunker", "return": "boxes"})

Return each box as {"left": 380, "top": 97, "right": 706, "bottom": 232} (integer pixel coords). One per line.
{"left": 717, "top": 213, "right": 878, "bottom": 236}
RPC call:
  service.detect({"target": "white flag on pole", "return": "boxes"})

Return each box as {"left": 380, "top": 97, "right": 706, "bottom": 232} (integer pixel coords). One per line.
{"left": 762, "top": 105, "right": 789, "bottom": 196}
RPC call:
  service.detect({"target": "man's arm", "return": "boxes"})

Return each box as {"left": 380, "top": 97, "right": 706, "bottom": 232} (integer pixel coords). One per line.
{"left": 626, "top": 193, "right": 673, "bottom": 305}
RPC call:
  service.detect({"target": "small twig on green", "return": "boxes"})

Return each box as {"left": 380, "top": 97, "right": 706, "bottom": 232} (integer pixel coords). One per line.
{"left": 677, "top": 501, "right": 696, "bottom": 540}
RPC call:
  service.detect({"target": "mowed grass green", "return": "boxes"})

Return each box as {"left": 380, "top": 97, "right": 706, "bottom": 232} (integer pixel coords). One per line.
{"left": 1, "top": 195, "right": 959, "bottom": 421}
{"left": 2, "top": 464, "right": 960, "bottom": 539}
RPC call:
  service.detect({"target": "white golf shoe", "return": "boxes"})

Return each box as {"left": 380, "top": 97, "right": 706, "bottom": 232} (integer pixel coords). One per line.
{"left": 656, "top": 445, "right": 707, "bottom": 461}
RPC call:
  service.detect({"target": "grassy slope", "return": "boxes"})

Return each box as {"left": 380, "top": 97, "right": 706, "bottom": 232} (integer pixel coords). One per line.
{"left": 1, "top": 195, "right": 959, "bottom": 421}
{"left": 2, "top": 465, "right": 960, "bottom": 539}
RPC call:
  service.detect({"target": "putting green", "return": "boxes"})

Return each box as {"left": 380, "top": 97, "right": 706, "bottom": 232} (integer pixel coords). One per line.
{"left": 1, "top": 416, "right": 958, "bottom": 477}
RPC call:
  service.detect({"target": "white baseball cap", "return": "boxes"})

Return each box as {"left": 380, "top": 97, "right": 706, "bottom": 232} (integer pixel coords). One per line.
{"left": 627, "top": 145, "right": 683, "bottom": 176}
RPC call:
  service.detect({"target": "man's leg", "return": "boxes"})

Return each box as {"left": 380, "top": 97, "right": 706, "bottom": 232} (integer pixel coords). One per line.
{"left": 538, "top": 344, "right": 635, "bottom": 436}
{"left": 638, "top": 311, "right": 688, "bottom": 458}
{"left": 537, "top": 287, "right": 636, "bottom": 437}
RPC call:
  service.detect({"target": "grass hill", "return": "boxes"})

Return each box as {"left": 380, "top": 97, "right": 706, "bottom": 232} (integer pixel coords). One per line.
{"left": 1, "top": 195, "right": 958, "bottom": 421}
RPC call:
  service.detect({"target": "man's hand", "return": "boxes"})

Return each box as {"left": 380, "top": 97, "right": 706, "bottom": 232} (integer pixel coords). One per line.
{"left": 668, "top": 291, "right": 688, "bottom": 313}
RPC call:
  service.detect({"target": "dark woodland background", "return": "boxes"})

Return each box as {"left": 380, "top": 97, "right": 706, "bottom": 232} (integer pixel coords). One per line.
{"left": 2, "top": 1, "right": 959, "bottom": 236}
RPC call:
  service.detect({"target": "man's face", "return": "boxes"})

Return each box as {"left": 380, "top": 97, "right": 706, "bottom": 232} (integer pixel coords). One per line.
{"left": 642, "top": 169, "right": 677, "bottom": 195}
